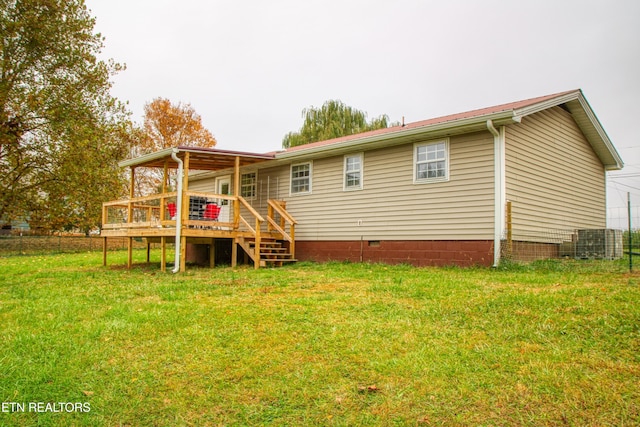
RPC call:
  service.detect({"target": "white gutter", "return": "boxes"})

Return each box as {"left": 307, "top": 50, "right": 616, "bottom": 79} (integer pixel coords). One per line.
{"left": 487, "top": 120, "right": 505, "bottom": 267}
{"left": 170, "top": 149, "right": 183, "bottom": 273}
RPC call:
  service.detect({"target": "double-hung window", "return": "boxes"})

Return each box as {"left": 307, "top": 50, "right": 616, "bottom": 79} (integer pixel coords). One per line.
{"left": 241, "top": 172, "right": 256, "bottom": 199}
{"left": 344, "top": 153, "right": 363, "bottom": 191}
{"left": 414, "top": 139, "right": 449, "bottom": 183}
{"left": 291, "top": 162, "right": 312, "bottom": 194}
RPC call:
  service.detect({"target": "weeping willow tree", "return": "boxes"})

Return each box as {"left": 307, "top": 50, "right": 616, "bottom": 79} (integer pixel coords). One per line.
{"left": 282, "top": 100, "right": 393, "bottom": 148}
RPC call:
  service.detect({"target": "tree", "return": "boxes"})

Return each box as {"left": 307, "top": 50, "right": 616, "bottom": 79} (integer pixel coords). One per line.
{"left": 131, "top": 98, "right": 216, "bottom": 196}
{"left": 282, "top": 100, "right": 393, "bottom": 148}
{"left": 0, "top": 0, "right": 131, "bottom": 232}
{"left": 140, "top": 98, "right": 216, "bottom": 153}
{"left": 35, "top": 121, "right": 133, "bottom": 234}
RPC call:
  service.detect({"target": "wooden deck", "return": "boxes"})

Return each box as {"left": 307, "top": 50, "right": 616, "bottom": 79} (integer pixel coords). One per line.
{"left": 101, "top": 190, "right": 296, "bottom": 272}
{"left": 101, "top": 147, "right": 297, "bottom": 272}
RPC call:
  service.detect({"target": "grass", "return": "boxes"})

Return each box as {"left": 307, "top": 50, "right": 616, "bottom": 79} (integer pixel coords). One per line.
{"left": 0, "top": 251, "right": 638, "bottom": 426}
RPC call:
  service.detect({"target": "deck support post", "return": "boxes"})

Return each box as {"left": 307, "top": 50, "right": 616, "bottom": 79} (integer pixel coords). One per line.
{"left": 127, "top": 237, "right": 133, "bottom": 269}
{"left": 209, "top": 238, "right": 215, "bottom": 268}
{"left": 146, "top": 241, "right": 151, "bottom": 263}
{"left": 231, "top": 239, "right": 237, "bottom": 268}
{"left": 233, "top": 156, "right": 240, "bottom": 228}
{"left": 127, "top": 167, "right": 135, "bottom": 270}
{"left": 161, "top": 237, "right": 166, "bottom": 272}
{"left": 254, "top": 217, "right": 261, "bottom": 269}
{"left": 180, "top": 236, "right": 187, "bottom": 272}
{"left": 232, "top": 156, "right": 241, "bottom": 268}
{"left": 102, "top": 237, "right": 107, "bottom": 266}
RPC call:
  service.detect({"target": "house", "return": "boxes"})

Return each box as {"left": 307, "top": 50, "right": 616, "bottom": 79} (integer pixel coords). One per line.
{"left": 101, "top": 89, "right": 623, "bottom": 270}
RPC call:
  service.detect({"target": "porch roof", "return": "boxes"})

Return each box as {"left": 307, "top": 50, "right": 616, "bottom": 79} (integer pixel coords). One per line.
{"left": 119, "top": 146, "right": 275, "bottom": 171}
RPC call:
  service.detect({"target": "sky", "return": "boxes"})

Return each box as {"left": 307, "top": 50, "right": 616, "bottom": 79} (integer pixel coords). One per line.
{"left": 85, "top": 0, "right": 640, "bottom": 216}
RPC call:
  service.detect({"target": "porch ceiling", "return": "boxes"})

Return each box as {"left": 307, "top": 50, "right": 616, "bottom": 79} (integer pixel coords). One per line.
{"left": 119, "top": 146, "right": 275, "bottom": 171}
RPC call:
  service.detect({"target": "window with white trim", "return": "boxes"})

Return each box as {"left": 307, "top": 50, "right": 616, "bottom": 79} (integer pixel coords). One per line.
{"left": 344, "top": 153, "right": 363, "bottom": 191}
{"left": 414, "top": 140, "right": 449, "bottom": 183}
{"left": 291, "top": 162, "right": 312, "bottom": 194}
{"left": 241, "top": 172, "right": 256, "bottom": 199}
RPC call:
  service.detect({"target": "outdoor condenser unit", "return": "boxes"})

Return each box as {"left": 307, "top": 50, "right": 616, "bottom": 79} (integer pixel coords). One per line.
{"left": 576, "top": 229, "right": 623, "bottom": 260}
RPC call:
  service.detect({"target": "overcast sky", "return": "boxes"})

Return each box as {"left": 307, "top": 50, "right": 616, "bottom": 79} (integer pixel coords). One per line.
{"left": 85, "top": 0, "right": 639, "bottom": 214}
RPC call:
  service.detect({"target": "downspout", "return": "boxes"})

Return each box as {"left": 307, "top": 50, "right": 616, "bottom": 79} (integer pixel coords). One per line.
{"left": 487, "top": 120, "right": 504, "bottom": 267}
{"left": 171, "top": 149, "right": 183, "bottom": 273}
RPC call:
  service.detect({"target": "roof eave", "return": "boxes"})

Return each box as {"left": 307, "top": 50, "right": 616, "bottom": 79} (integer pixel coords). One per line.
{"left": 118, "top": 147, "right": 176, "bottom": 168}
{"left": 572, "top": 95, "right": 624, "bottom": 170}
{"left": 513, "top": 90, "right": 623, "bottom": 170}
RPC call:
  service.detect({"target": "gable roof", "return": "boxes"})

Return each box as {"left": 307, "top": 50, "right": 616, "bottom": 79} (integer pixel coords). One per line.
{"left": 275, "top": 89, "right": 623, "bottom": 170}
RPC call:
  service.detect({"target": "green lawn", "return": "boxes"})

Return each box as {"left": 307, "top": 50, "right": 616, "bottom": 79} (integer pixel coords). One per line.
{"left": 0, "top": 251, "right": 638, "bottom": 426}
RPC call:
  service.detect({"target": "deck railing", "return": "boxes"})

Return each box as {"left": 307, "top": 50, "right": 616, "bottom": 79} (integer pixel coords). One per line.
{"left": 102, "top": 191, "right": 241, "bottom": 231}
{"left": 102, "top": 192, "right": 296, "bottom": 263}
{"left": 102, "top": 192, "right": 178, "bottom": 229}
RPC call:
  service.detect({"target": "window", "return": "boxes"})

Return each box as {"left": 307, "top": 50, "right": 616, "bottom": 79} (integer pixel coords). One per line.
{"left": 344, "top": 153, "right": 363, "bottom": 190}
{"left": 414, "top": 140, "right": 449, "bottom": 183}
{"left": 291, "top": 162, "right": 311, "bottom": 194}
{"left": 241, "top": 172, "right": 256, "bottom": 199}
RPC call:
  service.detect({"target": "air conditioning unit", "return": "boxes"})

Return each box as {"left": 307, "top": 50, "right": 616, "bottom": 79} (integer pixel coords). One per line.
{"left": 576, "top": 229, "right": 623, "bottom": 260}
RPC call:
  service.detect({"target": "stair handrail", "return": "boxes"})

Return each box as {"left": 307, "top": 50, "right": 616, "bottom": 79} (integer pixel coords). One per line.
{"left": 267, "top": 200, "right": 297, "bottom": 225}
{"left": 238, "top": 196, "right": 265, "bottom": 223}
{"left": 267, "top": 200, "right": 297, "bottom": 260}
{"left": 238, "top": 196, "right": 264, "bottom": 269}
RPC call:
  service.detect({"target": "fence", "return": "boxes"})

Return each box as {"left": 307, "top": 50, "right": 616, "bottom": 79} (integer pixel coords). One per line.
{"left": 501, "top": 228, "right": 639, "bottom": 262}
{"left": 0, "top": 235, "right": 166, "bottom": 256}
{"left": 500, "top": 203, "right": 639, "bottom": 265}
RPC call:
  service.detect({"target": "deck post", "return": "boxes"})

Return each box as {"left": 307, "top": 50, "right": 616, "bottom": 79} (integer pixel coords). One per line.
{"left": 181, "top": 152, "right": 190, "bottom": 226}
{"left": 290, "top": 224, "right": 295, "bottom": 261}
{"left": 163, "top": 160, "right": 169, "bottom": 193}
{"left": 209, "top": 238, "right": 215, "bottom": 268}
{"left": 130, "top": 167, "right": 135, "bottom": 199}
{"left": 233, "top": 156, "right": 240, "bottom": 229}
{"left": 254, "top": 218, "right": 261, "bottom": 269}
{"left": 127, "top": 237, "right": 133, "bottom": 269}
{"left": 126, "top": 167, "right": 135, "bottom": 270}
{"left": 102, "top": 237, "right": 107, "bottom": 266}
{"left": 231, "top": 239, "right": 237, "bottom": 267}
{"left": 232, "top": 156, "right": 241, "bottom": 268}
{"left": 177, "top": 152, "right": 190, "bottom": 273}
{"left": 180, "top": 236, "right": 186, "bottom": 271}
{"left": 146, "top": 240, "right": 151, "bottom": 263}
{"left": 161, "top": 236, "right": 166, "bottom": 272}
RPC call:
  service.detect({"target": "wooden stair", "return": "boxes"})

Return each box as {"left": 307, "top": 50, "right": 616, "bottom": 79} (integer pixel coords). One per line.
{"left": 237, "top": 237, "right": 297, "bottom": 267}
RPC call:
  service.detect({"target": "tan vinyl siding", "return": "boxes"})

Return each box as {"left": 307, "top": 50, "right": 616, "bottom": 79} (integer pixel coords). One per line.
{"left": 278, "top": 132, "right": 495, "bottom": 241}
{"left": 187, "top": 175, "right": 216, "bottom": 193}
{"left": 505, "top": 106, "right": 606, "bottom": 239}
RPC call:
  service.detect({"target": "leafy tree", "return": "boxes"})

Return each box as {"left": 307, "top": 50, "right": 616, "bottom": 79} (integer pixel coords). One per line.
{"left": 140, "top": 98, "right": 216, "bottom": 153}
{"left": 132, "top": 98, "right": 217, "bottom": 196}
{"left": 282, "top": 100, "right": 393, "bottom": 148}
{"left": 36, "top": 121, "right": 133, "bottom": 234}
{"left": 0, "top": 0, "right": 131, "bottom": 233}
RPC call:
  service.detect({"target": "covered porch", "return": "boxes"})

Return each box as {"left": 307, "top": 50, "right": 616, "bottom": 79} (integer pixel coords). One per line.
{"left": 101, "top": 146, "right": 297, "bottom": 272}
